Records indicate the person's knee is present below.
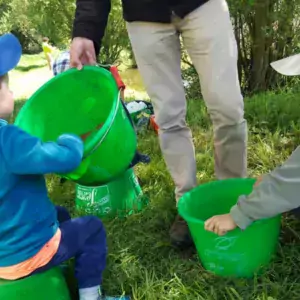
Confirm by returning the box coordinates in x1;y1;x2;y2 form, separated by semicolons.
86;216;106;236
156;106;187;132
84;216;105;230
80;216;107;247
208;96;245;127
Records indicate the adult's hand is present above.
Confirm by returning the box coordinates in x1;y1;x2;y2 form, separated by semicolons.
70;37;97;70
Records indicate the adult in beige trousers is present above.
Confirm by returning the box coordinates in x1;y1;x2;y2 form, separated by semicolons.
70;0;247;249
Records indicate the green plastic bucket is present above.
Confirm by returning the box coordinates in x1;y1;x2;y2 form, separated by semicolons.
178;178;281;278
0;268;70;300
14;66;137;185
75;168;148;218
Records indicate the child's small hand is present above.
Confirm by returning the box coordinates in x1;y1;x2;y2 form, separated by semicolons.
64;157;91;181
204;214;237;236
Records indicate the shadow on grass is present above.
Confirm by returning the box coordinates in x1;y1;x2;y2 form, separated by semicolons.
15;64;47;72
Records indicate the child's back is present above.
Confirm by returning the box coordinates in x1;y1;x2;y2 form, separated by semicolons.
0;120;83;267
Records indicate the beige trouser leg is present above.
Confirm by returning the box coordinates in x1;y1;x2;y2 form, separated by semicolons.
127;22;197;201
178;0;247;180
126;0;247;201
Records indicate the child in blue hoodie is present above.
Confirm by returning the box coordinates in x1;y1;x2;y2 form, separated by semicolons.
0;33;128;300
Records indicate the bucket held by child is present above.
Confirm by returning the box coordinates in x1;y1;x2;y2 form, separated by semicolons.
15;66;137;185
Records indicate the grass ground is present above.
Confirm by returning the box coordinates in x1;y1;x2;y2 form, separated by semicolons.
9;55;300;299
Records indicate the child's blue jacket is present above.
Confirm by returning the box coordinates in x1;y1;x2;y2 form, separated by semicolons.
0;119;83;267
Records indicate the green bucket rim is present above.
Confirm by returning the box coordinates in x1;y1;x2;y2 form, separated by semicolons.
15;66;120;157
75;182;110;189
75;168;135;189
178;178;278;228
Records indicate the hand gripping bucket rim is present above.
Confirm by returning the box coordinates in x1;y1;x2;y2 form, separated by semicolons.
15;66;120;157
178;178;271;227
177;178;281;278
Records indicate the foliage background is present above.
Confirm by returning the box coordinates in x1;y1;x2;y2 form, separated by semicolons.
1;0;300;95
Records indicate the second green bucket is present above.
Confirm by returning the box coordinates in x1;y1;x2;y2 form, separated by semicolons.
178;178;281;278
75;168;148;218
14;66;137;185
0;267;70;300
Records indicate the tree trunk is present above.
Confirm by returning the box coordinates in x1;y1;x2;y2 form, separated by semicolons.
249;0;270;93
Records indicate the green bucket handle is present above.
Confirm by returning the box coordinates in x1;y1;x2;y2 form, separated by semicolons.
82;64;125;158
83;89;121;158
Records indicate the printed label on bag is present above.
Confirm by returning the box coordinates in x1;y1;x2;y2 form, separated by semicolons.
76;185;112;215
77;189;92;202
